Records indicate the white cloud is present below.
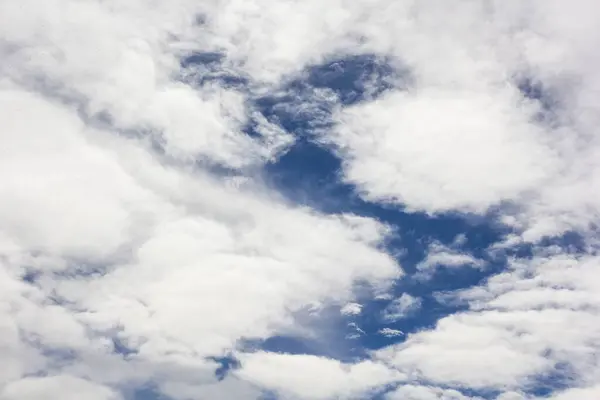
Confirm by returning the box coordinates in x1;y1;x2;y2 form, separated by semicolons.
378;328;404;338
0;88;157;261
386;387;530;400
385;385;480;400
235;351;403;400
495;392;530;400
415;240;485;280
329;87;555;214
381;294;422;322
547;385;600;400
377;249;600;394
340;302;363;316
347;322;366;339
458;253;600;384
0;375;121;400
0;0;292;168
376;311;551;389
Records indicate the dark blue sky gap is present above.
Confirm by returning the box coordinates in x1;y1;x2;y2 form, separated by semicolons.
129;386;169;400
515;74;561;126
526;361;576;397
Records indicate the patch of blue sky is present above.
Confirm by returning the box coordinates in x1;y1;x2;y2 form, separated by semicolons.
128;385;169;400
210;355;242;381
111;335;138;358
515;74;561;126
526;361;576;398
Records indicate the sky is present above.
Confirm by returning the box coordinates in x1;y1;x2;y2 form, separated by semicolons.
1;0;600;399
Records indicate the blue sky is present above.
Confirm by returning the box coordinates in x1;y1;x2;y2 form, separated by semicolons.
1;1;600;400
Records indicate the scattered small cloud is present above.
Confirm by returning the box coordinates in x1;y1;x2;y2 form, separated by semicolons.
381;294;422;322
340;302;363;316
415;240;486;280
378;328;404;338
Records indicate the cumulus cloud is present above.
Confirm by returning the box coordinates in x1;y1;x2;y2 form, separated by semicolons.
376;248;600;395
330;86;555;214
236;352;403;399
376;312;552;389
320;0;600;239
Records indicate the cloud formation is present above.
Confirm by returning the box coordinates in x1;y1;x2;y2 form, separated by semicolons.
1;0;600;399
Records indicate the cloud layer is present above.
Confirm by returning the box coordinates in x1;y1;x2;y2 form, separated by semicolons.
1;0;600;399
